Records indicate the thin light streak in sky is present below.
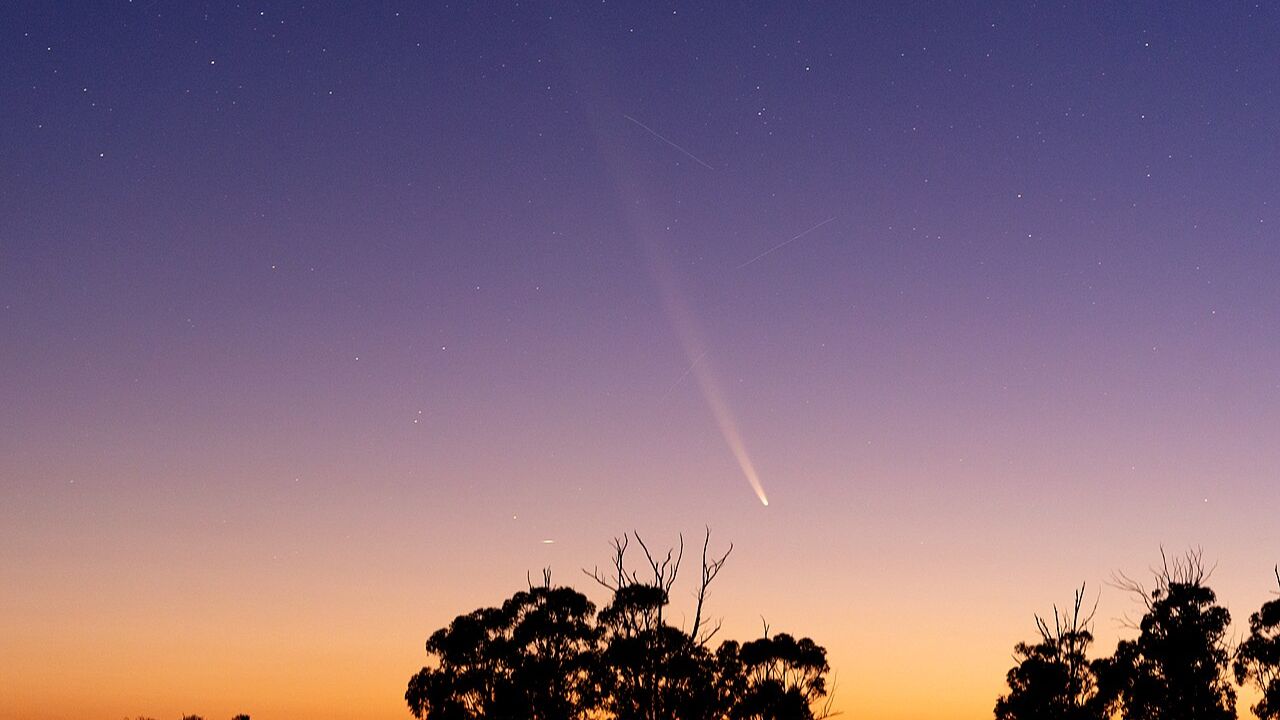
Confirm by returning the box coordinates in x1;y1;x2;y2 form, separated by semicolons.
644;242;770;507
687;359;771;506
659;350;708;401
623;113;716;170
735;216;838;269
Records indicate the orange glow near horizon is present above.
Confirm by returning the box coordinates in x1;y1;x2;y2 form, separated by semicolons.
5;450;1278;720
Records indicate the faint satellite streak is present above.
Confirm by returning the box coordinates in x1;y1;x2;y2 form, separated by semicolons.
658;350;708;401
734;216;839;269
623;114;716;170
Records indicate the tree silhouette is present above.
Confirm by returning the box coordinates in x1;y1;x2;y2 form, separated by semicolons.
995;585;1111;720
721;629;832;720
406;530;833;720
406;572;600;720
1234;566;1280;719
1103;550;1236;720
588;533;728;720
506;575;603;719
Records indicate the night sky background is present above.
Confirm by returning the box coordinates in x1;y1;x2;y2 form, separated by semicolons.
3;2;1280;718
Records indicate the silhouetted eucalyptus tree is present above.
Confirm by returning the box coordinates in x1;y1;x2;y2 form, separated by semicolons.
406;529;834;720
994;585;1111;720
588;533;727;720
720;629;832;720
1234;566;1280;719
405;572;601;720
1103;550;1236;720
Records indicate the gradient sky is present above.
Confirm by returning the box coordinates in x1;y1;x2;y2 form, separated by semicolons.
3;2;1280;719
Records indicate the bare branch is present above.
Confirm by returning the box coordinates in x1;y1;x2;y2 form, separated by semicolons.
690;527;733;644
583;535;631;591
1112;548;1216;628
697;617;725;646
818;670;842;718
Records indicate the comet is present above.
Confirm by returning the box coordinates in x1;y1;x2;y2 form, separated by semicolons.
687;359;770;506
602;113;767;506
645;238;771;507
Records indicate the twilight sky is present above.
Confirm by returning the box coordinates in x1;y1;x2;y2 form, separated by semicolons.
2;2;1280;719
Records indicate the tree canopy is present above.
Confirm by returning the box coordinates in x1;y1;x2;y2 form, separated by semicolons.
406;531;832;720
995;550;1279;720
1105;551;1236;720
995;585;1110;720
1235;567;1280;720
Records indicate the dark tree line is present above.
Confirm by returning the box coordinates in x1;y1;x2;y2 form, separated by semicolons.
1237;566;1280;720
406;530;833;720
997;550;1280;720
125;707;249;712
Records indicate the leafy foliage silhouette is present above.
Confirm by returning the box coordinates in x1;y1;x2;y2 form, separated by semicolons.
724;631;831;720
1235;567;1280;720
995;585;1111;720
406;530;832;720
998;550;1267;720
405;577;600;720
1105;550;1235;720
